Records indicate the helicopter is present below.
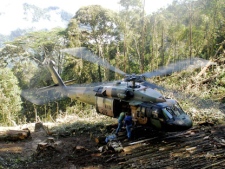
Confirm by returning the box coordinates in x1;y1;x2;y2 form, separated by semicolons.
22;47;211;132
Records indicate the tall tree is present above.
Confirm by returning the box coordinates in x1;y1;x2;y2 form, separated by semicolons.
73;5;120;82
118;0;144;73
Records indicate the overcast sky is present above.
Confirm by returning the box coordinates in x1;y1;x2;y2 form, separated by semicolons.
0;0;173;35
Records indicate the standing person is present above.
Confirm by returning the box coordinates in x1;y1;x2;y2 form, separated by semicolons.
115;111;125;136
124;111;132;140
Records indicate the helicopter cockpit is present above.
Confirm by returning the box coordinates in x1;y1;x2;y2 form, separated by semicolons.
162;103;185;120
136;100;192;132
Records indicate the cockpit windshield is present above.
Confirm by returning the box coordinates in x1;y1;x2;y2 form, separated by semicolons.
162;103;185;120
174;103;185;114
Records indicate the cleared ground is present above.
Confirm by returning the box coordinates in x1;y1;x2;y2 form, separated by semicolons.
0;122;225;169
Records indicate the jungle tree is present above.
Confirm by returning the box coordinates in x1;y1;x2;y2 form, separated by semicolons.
71;5;120;82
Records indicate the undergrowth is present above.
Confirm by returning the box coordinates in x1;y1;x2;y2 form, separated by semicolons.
49;106;116;137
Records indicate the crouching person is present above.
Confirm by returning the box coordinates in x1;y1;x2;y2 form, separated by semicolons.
115;111;125;136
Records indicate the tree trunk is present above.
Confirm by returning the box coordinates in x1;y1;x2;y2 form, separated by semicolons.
189;1;193;59
98;65;102;82
123;30;127;73
160;25;165;66
140;0;145;73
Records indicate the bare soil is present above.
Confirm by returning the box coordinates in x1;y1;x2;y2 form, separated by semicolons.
1;122;225;169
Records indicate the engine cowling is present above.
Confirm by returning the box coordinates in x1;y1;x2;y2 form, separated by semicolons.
95;86;134;99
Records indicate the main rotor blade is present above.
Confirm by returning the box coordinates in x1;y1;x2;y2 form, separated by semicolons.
141;81;165;90
142;57;213;78
21;86;67;105
60;47;126;75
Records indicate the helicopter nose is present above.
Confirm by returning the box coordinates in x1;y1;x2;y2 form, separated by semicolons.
172;114;193;131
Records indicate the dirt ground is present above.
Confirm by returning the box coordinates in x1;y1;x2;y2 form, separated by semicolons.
1;122;225;169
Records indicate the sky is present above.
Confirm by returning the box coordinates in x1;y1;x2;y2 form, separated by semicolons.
0;0;174;35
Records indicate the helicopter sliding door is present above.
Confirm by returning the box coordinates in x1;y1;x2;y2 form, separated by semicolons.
113;100;129;118
95;97;114;117
95;97;130;118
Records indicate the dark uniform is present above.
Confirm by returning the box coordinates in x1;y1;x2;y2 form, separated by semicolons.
124;112;132;139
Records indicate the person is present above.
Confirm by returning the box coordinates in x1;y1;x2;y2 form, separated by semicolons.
124;111;132;140
115;111;125;136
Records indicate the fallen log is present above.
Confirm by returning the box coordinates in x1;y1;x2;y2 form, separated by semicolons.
0;128;30;141
199;73;219;84
196;40;225;79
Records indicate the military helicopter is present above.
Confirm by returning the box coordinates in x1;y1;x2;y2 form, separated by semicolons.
22;47;211;132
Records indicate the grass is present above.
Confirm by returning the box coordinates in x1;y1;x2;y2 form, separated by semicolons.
49;107;117;137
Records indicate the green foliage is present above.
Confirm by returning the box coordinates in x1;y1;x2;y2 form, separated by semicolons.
65;5;121;82
119;0;142;10
75;5;119;46
65;19;81;48
0;68;22;126
61;60;99;84
1;0;225;125
12;60;38;89
24;28;66;61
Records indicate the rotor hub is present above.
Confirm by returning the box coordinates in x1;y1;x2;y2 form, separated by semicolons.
124;74;146;83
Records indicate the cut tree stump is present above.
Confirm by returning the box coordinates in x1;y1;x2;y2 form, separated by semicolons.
36;137;61;156
0;128;30;141
34;122;50;135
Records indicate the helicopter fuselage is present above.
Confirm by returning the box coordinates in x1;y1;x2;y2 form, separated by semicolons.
64;81;192;132
35;50;210;133
26;59;192;133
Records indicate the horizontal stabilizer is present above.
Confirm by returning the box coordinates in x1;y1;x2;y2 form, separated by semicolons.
43;59;65;86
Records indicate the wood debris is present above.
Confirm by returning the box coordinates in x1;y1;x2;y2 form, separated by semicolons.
112;125;225;169
73;145;88;153
36;137;61;156
97;134;124;154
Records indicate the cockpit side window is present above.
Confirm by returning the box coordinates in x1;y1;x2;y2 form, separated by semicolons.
138;107;146;118
141;107;145;115
151;109;158;119
162;108;173;120
151;108;164;119
146;107;152;118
